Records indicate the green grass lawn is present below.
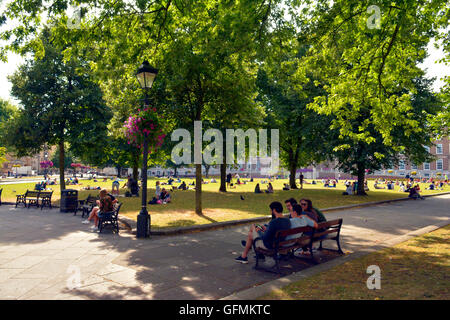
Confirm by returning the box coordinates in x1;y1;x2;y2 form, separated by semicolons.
259;225;450;300
1;177;449;230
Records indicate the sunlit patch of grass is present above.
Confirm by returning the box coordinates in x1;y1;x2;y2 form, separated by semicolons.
259;225;450;300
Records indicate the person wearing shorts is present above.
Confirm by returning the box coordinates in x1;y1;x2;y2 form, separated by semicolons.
235;202;290;263
112;178;120;196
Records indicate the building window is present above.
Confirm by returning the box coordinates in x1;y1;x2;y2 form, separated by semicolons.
411;164;418;170
399;160;405;170
423;163;430;170
436;159;443;170
436;144;443;154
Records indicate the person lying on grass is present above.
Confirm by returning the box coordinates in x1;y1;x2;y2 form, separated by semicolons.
235;201;290;264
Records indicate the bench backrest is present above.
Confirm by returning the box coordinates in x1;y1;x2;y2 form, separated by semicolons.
313;218;343;239
39;191;53;198
275;226;314;248
86;195;98;203
114;202;122;215
25;190;40;197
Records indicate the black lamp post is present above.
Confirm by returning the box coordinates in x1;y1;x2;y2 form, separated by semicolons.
136;61;158;238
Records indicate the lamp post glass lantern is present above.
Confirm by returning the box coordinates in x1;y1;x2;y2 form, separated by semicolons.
136;61;158;90
136;61;158;238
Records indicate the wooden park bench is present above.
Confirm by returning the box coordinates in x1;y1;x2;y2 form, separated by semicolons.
253;218;344;274
15;190;40;208
38;191;53;210
98;202;122;234
76;194;98;217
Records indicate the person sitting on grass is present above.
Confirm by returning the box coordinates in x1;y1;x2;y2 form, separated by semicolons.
254;183;262;193
343;183;353;195
265;182;274;193
374;181;385;189
82;189;117;230
178;181;187;190
159;188;171;203
399;182;407;192
235;202;290;264
407;185;424;200
282;183;290;191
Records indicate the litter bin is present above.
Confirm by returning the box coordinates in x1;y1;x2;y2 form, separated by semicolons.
60;189;78;213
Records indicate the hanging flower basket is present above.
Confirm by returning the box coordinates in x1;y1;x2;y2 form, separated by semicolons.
40;160;53;169
436;172;442;176
410;171;417;175
124;106;166;154
387;170;393;173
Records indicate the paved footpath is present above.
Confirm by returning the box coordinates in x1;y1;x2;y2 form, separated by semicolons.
0;194;449;300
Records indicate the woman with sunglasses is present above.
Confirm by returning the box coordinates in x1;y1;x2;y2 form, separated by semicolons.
299;198;327;223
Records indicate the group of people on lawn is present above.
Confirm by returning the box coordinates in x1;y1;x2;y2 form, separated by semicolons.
149;181;171;204
235;198;326;264
254;182;274;193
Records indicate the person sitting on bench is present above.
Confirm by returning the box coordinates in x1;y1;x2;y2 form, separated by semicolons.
285;204;318;243
235;202;290;264
299;198;327;223
82;189;117;229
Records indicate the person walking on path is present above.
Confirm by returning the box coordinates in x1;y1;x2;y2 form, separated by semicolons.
299;173;304;189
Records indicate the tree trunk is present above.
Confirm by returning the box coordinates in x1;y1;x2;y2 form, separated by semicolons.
219;140;227;192
356;164;367;195
132;165;139;181
174;166;178;177
59;140;66;192
205;164;210;178
289;162;298;189
195;163;202;214
116;166;121;178
219;164;226;192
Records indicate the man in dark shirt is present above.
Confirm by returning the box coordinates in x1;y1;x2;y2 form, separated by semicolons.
235;202;291;264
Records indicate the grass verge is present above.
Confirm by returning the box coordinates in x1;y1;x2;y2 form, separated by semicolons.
259;225;450;300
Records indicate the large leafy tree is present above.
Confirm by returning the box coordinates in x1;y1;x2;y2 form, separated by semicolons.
322;76;441;194
5;28;112;192
294;0;448;194
0;98;18;147
256;31;333;189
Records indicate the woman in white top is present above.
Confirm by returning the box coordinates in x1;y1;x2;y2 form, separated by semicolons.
155;181;161;198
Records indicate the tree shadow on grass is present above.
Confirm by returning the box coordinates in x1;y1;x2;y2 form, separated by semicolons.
407;235;450;247
167;220;197;228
